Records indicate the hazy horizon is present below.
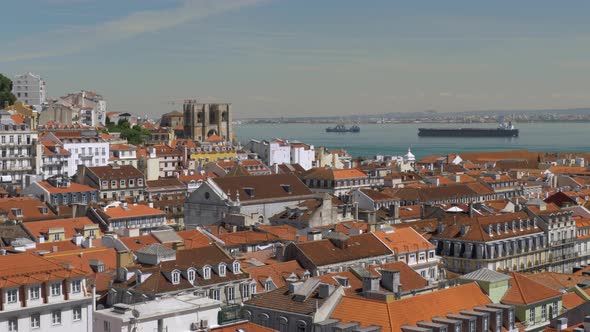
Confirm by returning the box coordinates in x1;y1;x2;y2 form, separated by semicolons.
3;0;590;119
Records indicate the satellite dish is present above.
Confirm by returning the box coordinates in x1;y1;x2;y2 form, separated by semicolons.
132;309;140;319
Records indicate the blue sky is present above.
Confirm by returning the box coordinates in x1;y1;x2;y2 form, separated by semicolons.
2;0;590;118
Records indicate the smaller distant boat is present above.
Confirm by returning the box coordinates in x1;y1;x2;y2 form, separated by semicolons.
326;124;360;133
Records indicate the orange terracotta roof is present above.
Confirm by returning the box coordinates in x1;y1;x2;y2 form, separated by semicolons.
316;271;364;296
0;197;57;221
301;167;368;180
331;282;491;331
256;224;300;242
548;166;590;175
10;114;25;124
0;253;88;288
526;272;590;291
100;132;117;140
172;139;198;149
367;261;429;292
38;181;97;194
28;240;83;253
102;204;165;219
109;144;135;150
238;249;279;266
22;217;99;239
212;321;278;332
120;234;168;252
373;228;434;254
206;134;223;143
244;260;305;292
178;172;215;182
44;247;118;275
502;272;562;305
217;231;278;247
561;292;586;310
176;229;213;249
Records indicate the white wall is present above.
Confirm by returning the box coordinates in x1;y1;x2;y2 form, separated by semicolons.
63;142;109;176
291;145;315;170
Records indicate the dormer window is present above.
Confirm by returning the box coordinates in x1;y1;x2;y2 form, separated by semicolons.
264;279;273;291
203;266;211;280
218;263;226;277
11;208;22;217
232;261;240;274
187;269;196;283
171;270;181;285
244;187;255;197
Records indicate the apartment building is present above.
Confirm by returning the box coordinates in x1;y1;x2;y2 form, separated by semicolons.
109;244;253;308
431;212;549;274
37;141;69;179
77;164;146;202
184;174;315;228
40;129;109;176
300;167;371;197
0;111;38;183
22;175;99;206
0;253;93;332
108;144;138;168
12;72;47;109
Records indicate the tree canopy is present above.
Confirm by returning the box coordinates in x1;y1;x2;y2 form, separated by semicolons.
106;120;151;145
0;74;16;108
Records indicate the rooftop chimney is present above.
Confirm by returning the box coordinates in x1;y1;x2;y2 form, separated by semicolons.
318;283;334;299
289;281;303;294
362;275;380;293
380;269;401;294
72;233;83;246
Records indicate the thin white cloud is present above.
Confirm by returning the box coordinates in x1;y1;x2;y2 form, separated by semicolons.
0;0;267;62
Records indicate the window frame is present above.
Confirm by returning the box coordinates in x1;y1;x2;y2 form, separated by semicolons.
72;279;82;293
6;288;17;303
73;306;82;321
8;317;17;332
30;313;40;329
51;310;62;326
50;283;61;297
29;285;40;300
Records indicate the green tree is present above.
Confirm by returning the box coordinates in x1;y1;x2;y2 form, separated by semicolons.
0;74;16;108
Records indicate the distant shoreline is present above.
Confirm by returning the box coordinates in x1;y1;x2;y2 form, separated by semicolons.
236;120;590;125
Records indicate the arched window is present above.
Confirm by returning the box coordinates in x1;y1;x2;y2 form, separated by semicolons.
258;313;270;327
171;270;181;284
203;266;211;279
218;263;226;277
187;268;196;283
232;261;240;274
296;320;308;332
278;316;289;332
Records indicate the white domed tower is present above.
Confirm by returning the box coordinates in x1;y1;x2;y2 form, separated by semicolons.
403;147;416;170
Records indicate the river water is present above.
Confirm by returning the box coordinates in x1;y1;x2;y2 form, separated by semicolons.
234;122;590;158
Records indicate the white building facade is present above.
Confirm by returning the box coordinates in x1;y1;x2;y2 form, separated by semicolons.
0;254;93;332
290;143;315;170
94;295;220;332
12;72;47;110
0;111;38;183
41;130;109;176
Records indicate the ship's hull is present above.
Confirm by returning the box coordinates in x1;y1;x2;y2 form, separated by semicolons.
418;128;519;137
326;128;360;133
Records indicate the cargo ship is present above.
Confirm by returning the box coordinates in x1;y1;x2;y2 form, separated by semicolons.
326;124;360;133
418;122;518;137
